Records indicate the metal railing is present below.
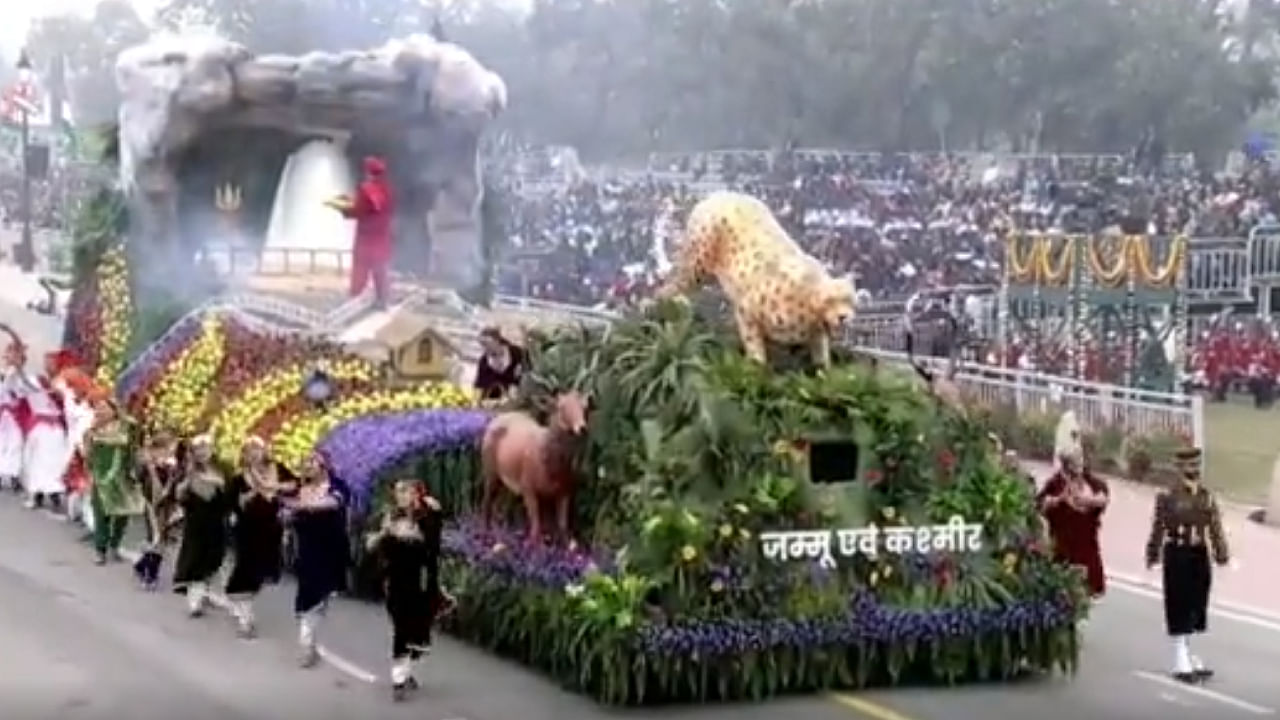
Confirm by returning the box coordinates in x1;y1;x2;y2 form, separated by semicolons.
857;347;1203;447
491;294;619;325
200;245;353;277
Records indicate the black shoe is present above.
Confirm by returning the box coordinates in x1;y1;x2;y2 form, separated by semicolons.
1172;671;1200;684
392;684;409;702
1195;667;1214;680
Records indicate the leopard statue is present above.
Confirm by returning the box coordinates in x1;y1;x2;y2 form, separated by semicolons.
658;191;856;366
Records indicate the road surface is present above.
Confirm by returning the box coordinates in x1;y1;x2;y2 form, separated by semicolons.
1;283;1279;720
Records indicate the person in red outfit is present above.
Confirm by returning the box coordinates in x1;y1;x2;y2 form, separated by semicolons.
327;156;396;309
1037;414;1109;599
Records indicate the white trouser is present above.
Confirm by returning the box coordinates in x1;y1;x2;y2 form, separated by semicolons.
1172;635;1207;674
391;657;413;685
298;604;326;649
231;597;256;628
187;581;208;613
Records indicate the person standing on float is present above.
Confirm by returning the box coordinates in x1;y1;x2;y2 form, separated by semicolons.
225;436;293;639
171;435;230;617
289;452;350;668
19;350;76;512
85;392;143;565
326;156;396;310
1145;447;1230;683
0;337;30;491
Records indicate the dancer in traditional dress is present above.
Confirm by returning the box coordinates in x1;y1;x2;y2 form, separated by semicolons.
86;393;143;565
289;452;350;667
1036;452;1109;598
59;368;99;528
225;437;294;639
1145;447;1230;683
0;337;30;491
19;351;75;512
134;431;181;589
366;478;444;700
171;435;230;617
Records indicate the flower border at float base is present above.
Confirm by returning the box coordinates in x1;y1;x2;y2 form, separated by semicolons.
318;408;492;512
438;515;1081;705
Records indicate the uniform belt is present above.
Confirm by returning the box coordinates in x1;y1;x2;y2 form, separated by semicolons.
1163;536;1207;547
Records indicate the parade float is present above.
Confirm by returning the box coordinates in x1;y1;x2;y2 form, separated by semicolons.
46;30;1194;706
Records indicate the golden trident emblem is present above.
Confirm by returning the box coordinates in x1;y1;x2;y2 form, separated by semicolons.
215;183;243;214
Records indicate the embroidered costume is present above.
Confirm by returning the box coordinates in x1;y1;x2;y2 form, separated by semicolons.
225;438;294;638
1145;447;1230;683
86;402;143;564
171;437;231;616
370;495;444;699
289;458;350;667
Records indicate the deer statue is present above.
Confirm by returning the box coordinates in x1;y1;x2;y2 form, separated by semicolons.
479;391;588;545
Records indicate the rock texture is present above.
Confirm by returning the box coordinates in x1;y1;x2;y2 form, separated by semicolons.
116;32;506;295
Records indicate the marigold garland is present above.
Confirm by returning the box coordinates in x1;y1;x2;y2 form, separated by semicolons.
1132;235;1186;287
1085;236;1132;288
1005;236;1038;282
147;315;226;435
94;246;133;388
1034;237;1075;286
271;384;478;471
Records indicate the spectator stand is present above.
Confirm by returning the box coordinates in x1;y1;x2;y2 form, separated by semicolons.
1002;232;1189;392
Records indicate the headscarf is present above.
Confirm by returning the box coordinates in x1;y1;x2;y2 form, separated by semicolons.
359;156;392;214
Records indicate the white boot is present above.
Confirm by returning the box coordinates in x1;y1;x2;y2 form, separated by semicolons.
1172;635;1194;680
391;657;414;700
298;608;322;668
233;598;256;638
1188;638;1213;679
186;582;208;617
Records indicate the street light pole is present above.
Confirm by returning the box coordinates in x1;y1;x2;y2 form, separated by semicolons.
15;50;34;273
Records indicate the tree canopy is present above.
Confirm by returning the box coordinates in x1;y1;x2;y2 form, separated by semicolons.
20;0;1280;159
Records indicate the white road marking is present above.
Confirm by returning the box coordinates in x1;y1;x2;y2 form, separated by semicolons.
1108;575;1280;634
1159;691;1195;707
1134;671;1276;715
115;546;381;684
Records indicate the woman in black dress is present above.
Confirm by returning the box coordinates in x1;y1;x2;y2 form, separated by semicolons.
133;431;181;590
366;478;444;700
225;436;294;639
289;452;350;668
171;435;230;617
473;327;524;401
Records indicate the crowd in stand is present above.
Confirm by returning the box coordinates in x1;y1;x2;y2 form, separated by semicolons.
494;150;1280;312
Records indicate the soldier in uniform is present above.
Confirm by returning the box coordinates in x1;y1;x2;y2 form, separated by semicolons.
1144;447;1230;683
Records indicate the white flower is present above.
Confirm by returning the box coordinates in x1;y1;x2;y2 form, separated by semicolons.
564;583;585;598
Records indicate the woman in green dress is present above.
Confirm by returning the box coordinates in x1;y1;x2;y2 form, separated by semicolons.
87;394;143;565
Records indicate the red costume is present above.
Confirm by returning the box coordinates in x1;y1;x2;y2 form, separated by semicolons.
342;156;396;306
1037;465;1108;597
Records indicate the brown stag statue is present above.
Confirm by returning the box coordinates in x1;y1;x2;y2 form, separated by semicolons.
479;390;588;545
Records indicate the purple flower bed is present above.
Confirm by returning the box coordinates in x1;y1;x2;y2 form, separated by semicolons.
318;408;492;510
442;515;613;588
116;313;203;400
443;515;1076;658
634;591;1074;656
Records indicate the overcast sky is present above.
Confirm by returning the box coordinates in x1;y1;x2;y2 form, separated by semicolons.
0;0;164;61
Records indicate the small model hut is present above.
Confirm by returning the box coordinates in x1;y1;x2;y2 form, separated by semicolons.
340;308;459;382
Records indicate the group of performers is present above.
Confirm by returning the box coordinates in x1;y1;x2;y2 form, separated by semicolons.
1190;324;1280;406
0;328;448;700
1034;412;1231;684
